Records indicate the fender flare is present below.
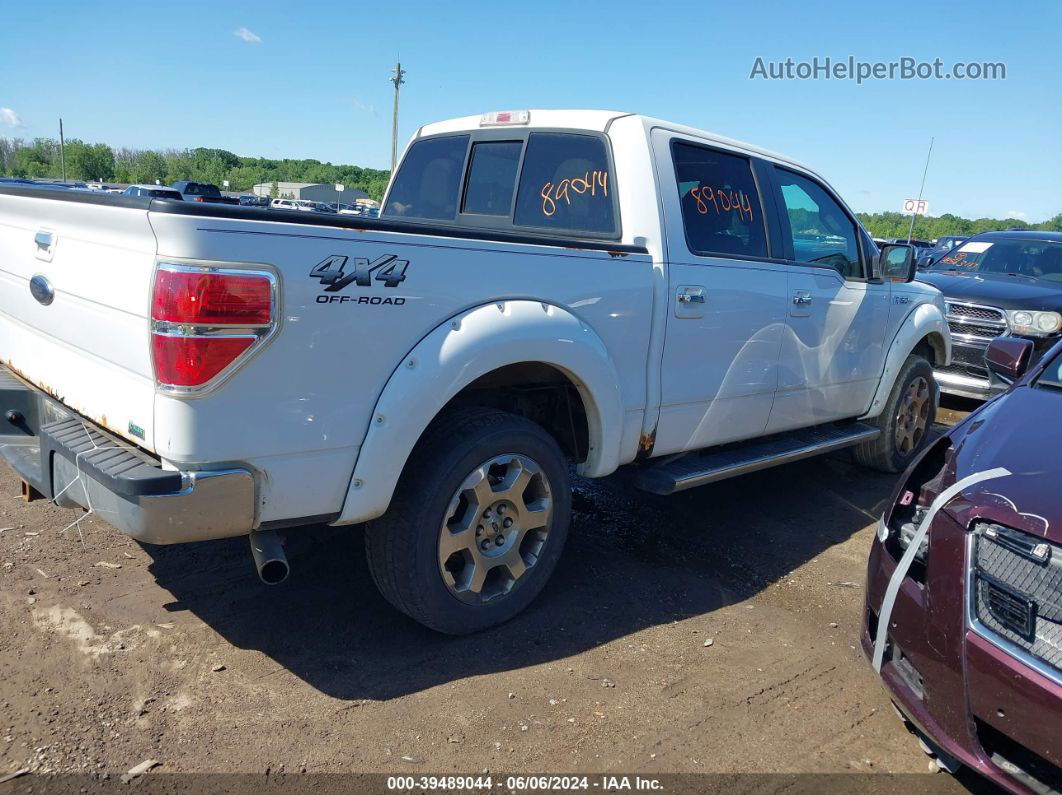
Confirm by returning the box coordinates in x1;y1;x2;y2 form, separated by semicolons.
863;301;950;420
333;300;625;525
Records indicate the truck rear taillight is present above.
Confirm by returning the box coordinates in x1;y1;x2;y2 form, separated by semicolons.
151;263;276;392
152;270;272;326
151;335;255;387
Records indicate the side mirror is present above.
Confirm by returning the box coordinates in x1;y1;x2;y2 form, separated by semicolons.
879;243;916;283
916;254;934;270
985;337;1035;383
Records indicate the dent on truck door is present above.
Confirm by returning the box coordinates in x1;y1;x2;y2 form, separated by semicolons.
650;132;787;456
767;167;890;432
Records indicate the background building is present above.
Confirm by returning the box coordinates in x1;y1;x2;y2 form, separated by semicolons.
251;182;369;204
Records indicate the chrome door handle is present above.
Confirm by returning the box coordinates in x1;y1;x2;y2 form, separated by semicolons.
792;291;812;306
677;287;706;304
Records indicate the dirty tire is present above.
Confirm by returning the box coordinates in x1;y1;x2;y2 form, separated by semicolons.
854;354;937;473
364;407;571;634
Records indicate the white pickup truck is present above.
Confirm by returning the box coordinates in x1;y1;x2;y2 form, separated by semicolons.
0;110;949;633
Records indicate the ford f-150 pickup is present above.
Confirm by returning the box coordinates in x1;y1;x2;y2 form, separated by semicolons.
0;110;950;633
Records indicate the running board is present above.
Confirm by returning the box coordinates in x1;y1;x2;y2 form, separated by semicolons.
634;423;881;495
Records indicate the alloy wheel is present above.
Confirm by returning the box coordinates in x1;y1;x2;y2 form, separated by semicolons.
894;375;931;455
438;454;553;604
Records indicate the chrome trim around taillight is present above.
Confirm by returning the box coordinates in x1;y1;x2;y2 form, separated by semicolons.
151;259;280;397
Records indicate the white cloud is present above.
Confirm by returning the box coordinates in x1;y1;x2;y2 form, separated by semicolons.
353;98;379;118
234;27;262;44
1005;209;1028;221
0;108;24;128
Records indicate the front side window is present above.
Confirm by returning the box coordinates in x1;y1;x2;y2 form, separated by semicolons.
776;169;862;279
462;141;522;216
384;135;469;221
672;142;767;258
1037;349;1062;391
513;133;615;235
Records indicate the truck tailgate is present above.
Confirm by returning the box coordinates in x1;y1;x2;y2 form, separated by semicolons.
0;192;159;450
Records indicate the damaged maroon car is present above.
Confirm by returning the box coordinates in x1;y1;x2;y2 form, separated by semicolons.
862;335;1062;793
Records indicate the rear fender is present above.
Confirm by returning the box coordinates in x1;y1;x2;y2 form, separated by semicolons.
333;300;624;525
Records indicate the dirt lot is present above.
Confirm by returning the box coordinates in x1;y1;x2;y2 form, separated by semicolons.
0;402;983;790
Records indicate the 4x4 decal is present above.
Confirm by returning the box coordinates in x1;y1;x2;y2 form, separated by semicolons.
310;254;409;291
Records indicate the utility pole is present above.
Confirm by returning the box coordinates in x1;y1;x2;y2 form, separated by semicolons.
907;136;934;243
59;118;66;182
389;61;406;173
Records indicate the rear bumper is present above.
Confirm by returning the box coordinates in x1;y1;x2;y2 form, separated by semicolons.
0;365;255;544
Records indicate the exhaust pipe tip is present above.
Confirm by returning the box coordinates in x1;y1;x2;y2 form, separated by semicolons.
258;558;290;585
249;530;289;585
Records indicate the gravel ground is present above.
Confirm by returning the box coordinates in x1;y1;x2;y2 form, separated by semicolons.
0;400;984;791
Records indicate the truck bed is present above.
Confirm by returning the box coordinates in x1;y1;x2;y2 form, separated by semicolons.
0;185;653;527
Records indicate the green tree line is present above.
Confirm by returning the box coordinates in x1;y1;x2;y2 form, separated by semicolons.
856;210;1062;240
0;137;391;200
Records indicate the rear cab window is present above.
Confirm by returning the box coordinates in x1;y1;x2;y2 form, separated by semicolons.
383;128;619;239
513;133;615;235
462;141;522;216
385;135;469;220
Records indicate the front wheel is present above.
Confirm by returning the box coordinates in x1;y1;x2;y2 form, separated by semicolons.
364;408;571;634
854;354;938;472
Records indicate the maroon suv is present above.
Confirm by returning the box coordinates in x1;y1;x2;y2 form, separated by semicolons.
862;335;1061;793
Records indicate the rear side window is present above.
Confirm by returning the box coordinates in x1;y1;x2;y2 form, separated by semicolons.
672;142;767;259
514;133;615;235
385;135;469;221
462;141;522;216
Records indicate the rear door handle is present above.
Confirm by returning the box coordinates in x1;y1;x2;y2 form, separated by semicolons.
792;291;812;306
675;286;707;318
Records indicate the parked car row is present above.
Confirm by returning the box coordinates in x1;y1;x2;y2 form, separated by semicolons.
264;197;380;216
0;177;381;216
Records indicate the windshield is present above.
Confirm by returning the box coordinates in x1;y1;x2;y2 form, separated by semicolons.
932;238;1062;281
1036;347;1062;391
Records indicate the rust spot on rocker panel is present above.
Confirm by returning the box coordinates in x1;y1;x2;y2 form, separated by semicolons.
637;429;656;459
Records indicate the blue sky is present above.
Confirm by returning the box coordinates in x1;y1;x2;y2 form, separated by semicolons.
3;0;1059;220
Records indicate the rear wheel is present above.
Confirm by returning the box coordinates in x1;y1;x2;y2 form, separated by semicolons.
854;354;937;472
365;407;571;634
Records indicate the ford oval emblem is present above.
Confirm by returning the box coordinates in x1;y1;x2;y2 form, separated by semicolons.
29;274;55;306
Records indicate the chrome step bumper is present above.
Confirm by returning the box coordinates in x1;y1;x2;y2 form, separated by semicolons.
0;365;255;544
